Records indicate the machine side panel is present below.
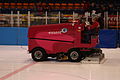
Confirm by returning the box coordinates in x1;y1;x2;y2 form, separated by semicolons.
28;39;73;54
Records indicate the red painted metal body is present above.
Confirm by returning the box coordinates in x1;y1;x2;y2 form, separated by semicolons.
28;23;98;54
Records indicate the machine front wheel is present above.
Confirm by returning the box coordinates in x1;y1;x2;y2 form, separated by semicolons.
68;49;82;62
31;48;47;61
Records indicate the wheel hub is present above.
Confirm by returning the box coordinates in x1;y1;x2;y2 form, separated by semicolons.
70;51;79;60
34;51;43;59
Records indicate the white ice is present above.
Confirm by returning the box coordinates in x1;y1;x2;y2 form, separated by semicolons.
0;45;120;80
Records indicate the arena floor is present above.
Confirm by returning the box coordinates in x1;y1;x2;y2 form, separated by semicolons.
0;45;120;80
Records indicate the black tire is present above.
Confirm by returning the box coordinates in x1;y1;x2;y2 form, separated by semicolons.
68;49;82;62
31;48;47;62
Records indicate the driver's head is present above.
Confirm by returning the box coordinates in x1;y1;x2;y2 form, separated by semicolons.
92;16;98;22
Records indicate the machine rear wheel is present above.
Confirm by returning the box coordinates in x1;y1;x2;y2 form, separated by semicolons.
68;49;82;62
31;48;47;61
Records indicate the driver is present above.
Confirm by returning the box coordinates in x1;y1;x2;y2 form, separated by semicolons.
84;16;100;43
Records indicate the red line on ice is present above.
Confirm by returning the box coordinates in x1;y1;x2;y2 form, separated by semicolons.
0;62;37;80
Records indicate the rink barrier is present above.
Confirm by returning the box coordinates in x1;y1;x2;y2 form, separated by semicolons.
0;27;28;45
0;27;119;48
96;29;118;48
119;30;120;47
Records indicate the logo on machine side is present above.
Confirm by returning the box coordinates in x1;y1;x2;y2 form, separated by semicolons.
61;28;68;33
48;28;68;34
